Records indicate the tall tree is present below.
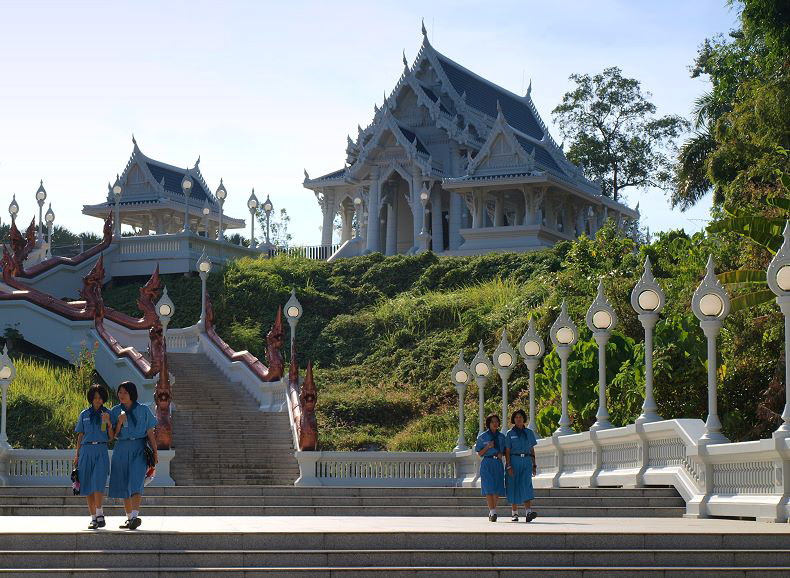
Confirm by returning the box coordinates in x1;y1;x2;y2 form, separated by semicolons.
552;67;688;203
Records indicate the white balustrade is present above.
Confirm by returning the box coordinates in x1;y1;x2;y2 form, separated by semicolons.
2;448;175;487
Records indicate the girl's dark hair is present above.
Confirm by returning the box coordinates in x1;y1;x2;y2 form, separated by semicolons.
117;381;138;403
86;384;108;405
485;413;500;430
511;409;528;424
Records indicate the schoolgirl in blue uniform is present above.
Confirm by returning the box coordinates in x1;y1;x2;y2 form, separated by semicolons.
74;384;113;529
108;381;158;530
504;409;538;522
474;413;506;521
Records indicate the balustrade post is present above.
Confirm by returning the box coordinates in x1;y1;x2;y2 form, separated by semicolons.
767;222;790;438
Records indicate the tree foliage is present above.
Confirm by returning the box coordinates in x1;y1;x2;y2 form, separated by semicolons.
552;67;688;202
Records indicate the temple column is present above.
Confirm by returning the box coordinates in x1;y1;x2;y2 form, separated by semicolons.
474;190;485;229
321;189;335;247
431;187;443;252
141;215;151;236
385;201;397;256
365;174;381;253
340;204;353;243
448;192;463;250
494;192;505;227
575;204;585;238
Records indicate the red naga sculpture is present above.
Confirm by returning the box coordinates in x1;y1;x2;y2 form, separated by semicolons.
287;318;318;451
6;218;37;277
204;291;284;382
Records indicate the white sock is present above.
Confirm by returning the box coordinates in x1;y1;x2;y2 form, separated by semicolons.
95;508;103;517
91;514;97;520
130;510;139;519
527;507;533;514
489;509;496;516
511;508;518;515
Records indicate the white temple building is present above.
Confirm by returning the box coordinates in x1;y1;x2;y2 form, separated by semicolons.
304;27;638;258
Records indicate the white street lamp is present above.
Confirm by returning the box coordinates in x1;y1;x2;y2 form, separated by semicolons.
202;200;210;237
0;345;16;449
418;184;431;252
197;252;211;329
44;204;55;258
631;256;665;424
181;172;193;233
767;221;790;438
216;179;227;241
247;189;259;248
451;351;471;451
263;195;273;246
470;341;492;434
691;255;731;445
518;318;545;437
550;301;578;436
35;181;47;241
284;288;303;351
8;194;19;224
112;175;123;238
353;196;363;239
586;278;617;431
493;330;517;428
156;286;175;333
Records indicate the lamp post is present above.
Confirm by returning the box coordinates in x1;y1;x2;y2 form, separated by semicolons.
112;175;122;239
44;204;55;258
631;256;665;424
418;184;431;252
493;330;517;428
197;252;211;329
353;196;363;239
247;189;259;248
181;173;193;233
518;318;545;437
767;222;790;437
586;279;617;431
156;286;175;333
0;345;16;449
550;301;578;436
263;195;273;247
451;351;471;451
8;194;19;225
284;288;303;352
691;255;731;445
470;341;492;434
35;181;47;241
201;200;210;237
215;179;227;241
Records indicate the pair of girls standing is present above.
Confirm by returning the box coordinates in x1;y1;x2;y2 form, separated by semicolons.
475;409;538;522
74;381;158;530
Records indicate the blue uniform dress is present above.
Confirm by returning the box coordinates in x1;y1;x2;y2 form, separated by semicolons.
505;426;538;503
108;403;156;499
475;430;506;496
74;407;110;495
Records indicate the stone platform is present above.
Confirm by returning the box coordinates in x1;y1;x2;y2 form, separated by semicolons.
0;516;789;576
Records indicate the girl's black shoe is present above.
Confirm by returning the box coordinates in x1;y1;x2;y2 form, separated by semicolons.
88;519;99;530
96;516;106;528
129;517;142;530
511;513;519;522
526;511;538;523
488;513;497;522
119;519;132;529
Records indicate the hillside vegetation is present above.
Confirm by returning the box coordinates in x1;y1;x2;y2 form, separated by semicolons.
100;222;784;451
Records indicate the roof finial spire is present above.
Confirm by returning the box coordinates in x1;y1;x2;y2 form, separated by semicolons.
496;99;503;118
195;155;200;168
421;18;427;37
403;50;408;67
526;79;532;98
131;133;137;146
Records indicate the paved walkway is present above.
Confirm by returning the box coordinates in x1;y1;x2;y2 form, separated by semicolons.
1;516;788;534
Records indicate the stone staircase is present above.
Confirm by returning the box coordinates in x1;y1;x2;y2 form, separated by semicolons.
0;486;685;517
167;353;300;485
0;517;788;575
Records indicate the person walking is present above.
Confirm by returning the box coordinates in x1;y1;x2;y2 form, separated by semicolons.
108;381;158;530
74;384;113;529
504;409;538;522
475;413;506;521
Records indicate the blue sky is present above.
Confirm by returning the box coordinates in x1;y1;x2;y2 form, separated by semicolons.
0;0;739;244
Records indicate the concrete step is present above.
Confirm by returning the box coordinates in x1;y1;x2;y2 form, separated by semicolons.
2;548;790;569
0;486;684;497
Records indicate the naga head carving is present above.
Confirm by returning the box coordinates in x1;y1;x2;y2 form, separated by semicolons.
266;306;285;351
80;255;105;311
1;245;17;282
300;360;317;413
205;291;215;329
102;211;114;244
137;265;161;323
